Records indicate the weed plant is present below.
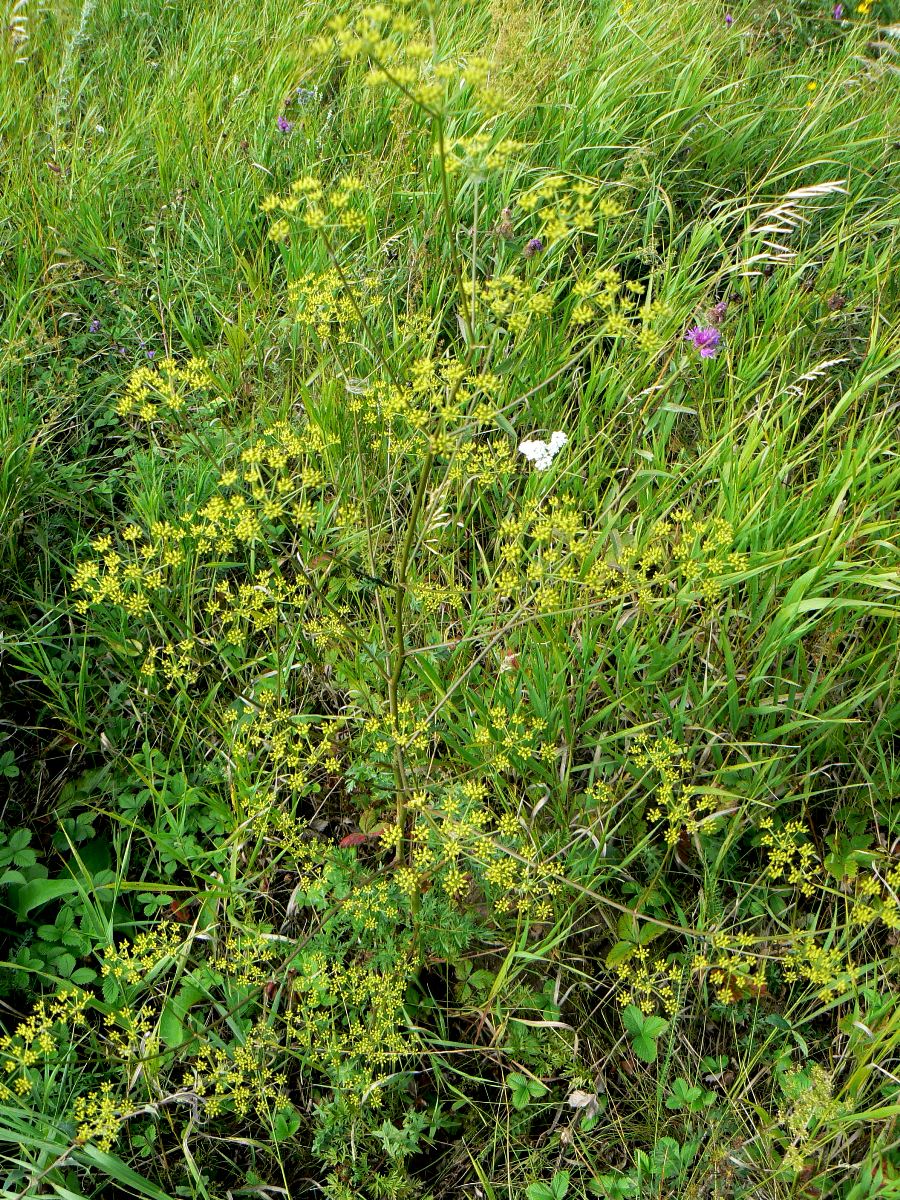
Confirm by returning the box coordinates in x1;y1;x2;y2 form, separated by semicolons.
1;0;900;1197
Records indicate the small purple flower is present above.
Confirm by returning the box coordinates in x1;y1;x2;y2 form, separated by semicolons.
685;326;722;358
89;317;101;333
725;12;733;24
524;237;544;259
708;299;728;324
146;349;155;358
832;3;843;16
276;115;294;134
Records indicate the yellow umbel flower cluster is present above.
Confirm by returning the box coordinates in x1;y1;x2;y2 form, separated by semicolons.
692;932;767;1005
494;493;585;614
235;693;343;796
263;173;368;237
212;930;292;989
71;418;332;649
350;357;507;457
782;938;854;1001
759;817;818;897
631;732;720;846
615;944;678;1015
850;860;900;930
115;356;213;423
101;922;185;986
195;1020;286;1118
443;134;523;177
283;953;412;1072
74;1082;124;1152
492;500;747;620
0;988;89;1102
405;781;563;921
288;268;381;342
470;705;548;775
518;174;625;244
480;272;554;336
364;696;430;758
309;7;506;115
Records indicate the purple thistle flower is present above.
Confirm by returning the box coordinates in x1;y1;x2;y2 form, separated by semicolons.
276;115;294;134
832;3;843;16
725;12;733;24
524;237;544;259
708;299;728;325
89;317;101;333
685;326;722;358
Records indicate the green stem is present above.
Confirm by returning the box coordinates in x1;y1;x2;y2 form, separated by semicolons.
435;117;474;348
388;446;435;861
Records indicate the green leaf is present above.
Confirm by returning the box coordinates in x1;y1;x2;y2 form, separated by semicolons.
642;1015;668;1040
272;1106;302;1142
620;1005;645;1036
54;953;76;978
652;1137;683;1180
605;940;635;967
506;1071;547;1110
158;1001;185;1048
12;877;80;919
632;1032;659;1062
551;1170;570;1200
526;1185;555;1200
7;829;31;852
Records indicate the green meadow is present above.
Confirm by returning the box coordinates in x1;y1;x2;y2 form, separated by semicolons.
1;0;900;1196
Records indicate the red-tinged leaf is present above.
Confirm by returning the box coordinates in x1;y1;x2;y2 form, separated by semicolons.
339;831;374;848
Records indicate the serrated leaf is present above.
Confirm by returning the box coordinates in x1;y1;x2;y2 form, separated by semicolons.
632;1033;659;1062
551;1170;570;1200
54;953;76;978
8;829;31;852
643;1015;668;1039
620;1005;645;1036
526;1186;554;1200
605;940;635;968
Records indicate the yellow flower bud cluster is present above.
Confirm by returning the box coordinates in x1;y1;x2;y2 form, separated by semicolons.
492;500;748;622
263;174;368;238
518;174;625;244
288;268;382;343
115;356;213;424
758;817;818;897
412;786;562;920
101;921;185;986
782;938;854;1001
691;932;767;1005
850;860;900;930
71;419;334;677
480;272;554;336
0;988;89;1103
568;265;649;339
443;134;523;177
631;732;720;846
614;944;678;1015
309;8;506;115
235;692;343;797
74;1082;124;1152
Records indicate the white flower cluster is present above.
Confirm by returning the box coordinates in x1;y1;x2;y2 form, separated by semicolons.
518;431;568;471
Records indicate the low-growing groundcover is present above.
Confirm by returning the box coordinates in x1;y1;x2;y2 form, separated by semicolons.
1;0;900;1196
